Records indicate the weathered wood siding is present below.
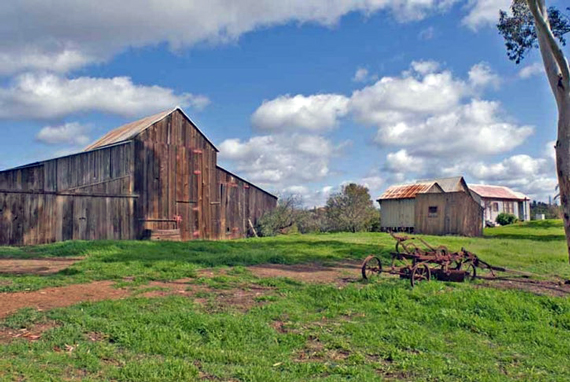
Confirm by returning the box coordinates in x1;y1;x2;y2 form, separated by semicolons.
216;167;277;239
415;192;483;237
379;199;415;229
132;109;277;240
0;109;276;245
0;142;136;245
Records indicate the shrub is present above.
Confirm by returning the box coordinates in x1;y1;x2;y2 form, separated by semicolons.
496;212;518;226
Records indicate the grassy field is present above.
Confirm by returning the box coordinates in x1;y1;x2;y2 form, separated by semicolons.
1;220;570;381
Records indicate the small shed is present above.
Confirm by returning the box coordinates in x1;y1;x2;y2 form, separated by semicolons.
377;176;483;237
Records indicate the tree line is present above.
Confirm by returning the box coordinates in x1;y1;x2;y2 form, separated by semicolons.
258;183;380;236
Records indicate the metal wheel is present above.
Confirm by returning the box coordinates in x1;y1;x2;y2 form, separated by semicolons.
463;262;477;281
410;263;431;287
361;255;382;280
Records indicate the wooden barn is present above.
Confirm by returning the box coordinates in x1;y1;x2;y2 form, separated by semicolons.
0;108;277;245
377;176;483;237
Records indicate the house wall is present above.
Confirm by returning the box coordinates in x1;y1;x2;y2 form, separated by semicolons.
379;198;415;230
415;192;483;237
0;142;136;245
482;199;530;222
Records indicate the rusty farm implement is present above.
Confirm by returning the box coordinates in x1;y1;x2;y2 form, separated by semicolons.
361;233;508;287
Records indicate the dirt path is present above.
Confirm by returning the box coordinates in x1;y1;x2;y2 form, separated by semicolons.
0;258;84;275
248;260;361;284
1;259;569;323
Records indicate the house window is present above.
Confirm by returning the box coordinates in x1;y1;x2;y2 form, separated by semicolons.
492;202;499;212
428;206;438;218
504;202;514;214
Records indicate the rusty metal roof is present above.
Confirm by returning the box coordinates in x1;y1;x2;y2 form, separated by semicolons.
417;176;465;192
469;185;529;200
378;182;436;200
84;107;219;152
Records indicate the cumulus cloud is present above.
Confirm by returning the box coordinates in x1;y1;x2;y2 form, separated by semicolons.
468;62;500;88
36;122;90;146
0;73;209;120
462;0;511;30
352;67;377;83
519;63;545;79
219;133;348;187
0;0;458;75
462;155;557;200
251;94;349;131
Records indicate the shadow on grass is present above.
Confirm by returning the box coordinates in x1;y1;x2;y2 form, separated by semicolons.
0;238;394;268
483;234;566;242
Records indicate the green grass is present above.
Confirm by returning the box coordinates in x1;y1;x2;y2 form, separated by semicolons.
1;220;570;381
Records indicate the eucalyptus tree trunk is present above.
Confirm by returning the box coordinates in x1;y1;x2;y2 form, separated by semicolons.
526;0;570;262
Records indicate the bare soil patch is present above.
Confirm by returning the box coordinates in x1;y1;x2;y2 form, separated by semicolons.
478;276;570;297
0;321;59;344
249;260;361;284
0;258;84;275
0;281;131;319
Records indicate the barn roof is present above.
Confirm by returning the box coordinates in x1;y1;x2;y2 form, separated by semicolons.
84;107;219;152
418;176;465;192
469;185;529;201
378;182;438;200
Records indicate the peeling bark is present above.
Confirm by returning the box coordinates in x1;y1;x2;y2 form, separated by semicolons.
526;0;570;262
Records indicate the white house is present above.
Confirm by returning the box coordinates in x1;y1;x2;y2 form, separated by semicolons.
469;185;530;223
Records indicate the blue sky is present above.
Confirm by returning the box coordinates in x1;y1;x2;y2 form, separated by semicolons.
0;0;566;205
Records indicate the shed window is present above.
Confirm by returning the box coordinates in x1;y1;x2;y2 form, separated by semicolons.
428;206;438;218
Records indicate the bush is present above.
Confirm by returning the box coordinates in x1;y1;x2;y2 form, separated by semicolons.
496;212;518;226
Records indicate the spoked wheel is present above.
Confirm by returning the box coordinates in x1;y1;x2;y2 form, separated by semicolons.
462;262;477;281
410;263;431;287
361;255;383;280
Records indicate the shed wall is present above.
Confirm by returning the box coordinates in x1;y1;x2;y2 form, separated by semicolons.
379;199;415;229
415;192;483;237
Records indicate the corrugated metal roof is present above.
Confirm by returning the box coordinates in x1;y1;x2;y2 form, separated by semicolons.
378;182;436;200
84;107;219;152
469;185;529;200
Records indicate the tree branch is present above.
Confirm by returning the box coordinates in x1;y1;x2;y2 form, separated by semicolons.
527;0;570;89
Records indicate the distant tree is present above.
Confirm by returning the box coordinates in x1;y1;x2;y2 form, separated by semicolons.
325;183;378;233
258;195;303;236
497;1;570;262
530;200;562;219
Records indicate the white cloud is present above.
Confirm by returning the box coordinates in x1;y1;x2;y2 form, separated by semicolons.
462;0;511;30
418;26;435;40
36;122;90;146
0;0;459;75
0;73;209;120
468;62;500;88
410;60;440;75
353;67;378;83
519;63;545;79
462;154;557;200
251;94;349;131
351;65;468;127
218;133;348;187
375;100;533;158
384;149;424;173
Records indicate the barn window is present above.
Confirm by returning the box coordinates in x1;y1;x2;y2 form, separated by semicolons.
428;206;438;218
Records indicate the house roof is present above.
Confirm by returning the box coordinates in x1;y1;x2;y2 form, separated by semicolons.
378;182;438;200
84;107;219;152
469;185;529;201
